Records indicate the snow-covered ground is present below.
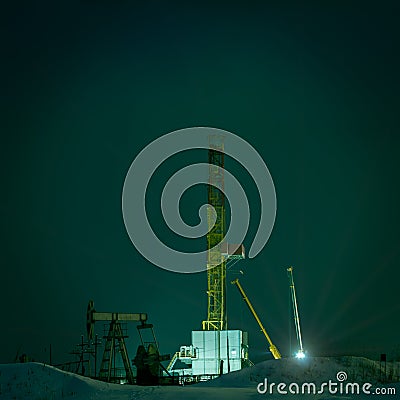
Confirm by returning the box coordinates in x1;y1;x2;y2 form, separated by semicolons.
0;357;398;399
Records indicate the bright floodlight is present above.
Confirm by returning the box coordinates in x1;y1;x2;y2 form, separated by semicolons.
296;351;305;359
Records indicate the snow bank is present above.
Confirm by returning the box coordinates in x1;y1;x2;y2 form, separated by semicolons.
0;357;398;400
202;356;400;387
0;362;132;400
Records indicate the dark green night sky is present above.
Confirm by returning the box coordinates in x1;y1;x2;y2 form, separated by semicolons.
1;2;399;365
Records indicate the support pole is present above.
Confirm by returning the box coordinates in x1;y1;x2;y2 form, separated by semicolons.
287;267;304;356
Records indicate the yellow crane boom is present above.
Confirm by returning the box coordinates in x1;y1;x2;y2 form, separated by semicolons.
231;278;281;359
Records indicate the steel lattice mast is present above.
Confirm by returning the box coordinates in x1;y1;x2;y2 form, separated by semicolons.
202;135;227;331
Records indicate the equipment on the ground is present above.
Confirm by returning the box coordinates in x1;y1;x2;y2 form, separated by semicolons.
231;278;281;359
168;136;247;381
133;323;171;385
86;300;147;384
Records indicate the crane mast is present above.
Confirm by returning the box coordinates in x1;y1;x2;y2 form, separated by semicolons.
231;278;281;359
287;266;305;358
202;136;227;331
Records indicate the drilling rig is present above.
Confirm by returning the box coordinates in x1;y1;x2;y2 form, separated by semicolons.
167;135;248;381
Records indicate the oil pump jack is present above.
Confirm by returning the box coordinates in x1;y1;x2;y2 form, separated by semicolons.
86;300;170;385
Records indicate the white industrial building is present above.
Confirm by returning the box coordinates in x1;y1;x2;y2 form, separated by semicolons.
167;329;249;381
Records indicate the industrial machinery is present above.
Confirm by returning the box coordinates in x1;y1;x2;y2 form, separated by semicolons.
133;322;171;385
202;135;227;331
231;278;281;359
201;135;245;331
166;136;248;381
86;300;147;384
287;266;305;358
86;300;171;385
166;330;248;382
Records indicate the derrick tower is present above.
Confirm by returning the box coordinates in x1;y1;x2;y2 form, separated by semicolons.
202;135;227;331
